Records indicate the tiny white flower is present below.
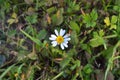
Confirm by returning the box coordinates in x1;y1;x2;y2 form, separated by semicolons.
49;29;71;50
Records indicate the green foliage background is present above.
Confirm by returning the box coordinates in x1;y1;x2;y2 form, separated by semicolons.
0;0;120;80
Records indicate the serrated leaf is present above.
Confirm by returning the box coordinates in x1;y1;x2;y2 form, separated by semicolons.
111;15;117;24
83;9;97;28
90;9;98;20
25;14;38;24
89;36;104;47
99;30;104;37
83;14;91;24
93;32;99;38
110;24;117;30
83;14;93;27
91;22;96;27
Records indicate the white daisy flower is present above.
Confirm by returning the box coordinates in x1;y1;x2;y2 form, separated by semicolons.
49;29;71;50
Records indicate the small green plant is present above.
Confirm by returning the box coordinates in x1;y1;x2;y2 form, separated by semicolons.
65;0;80;13
89;31;105;48
104;15;118;30
82;9;98;28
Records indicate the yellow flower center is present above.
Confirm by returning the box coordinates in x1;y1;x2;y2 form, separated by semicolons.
56;36;64;44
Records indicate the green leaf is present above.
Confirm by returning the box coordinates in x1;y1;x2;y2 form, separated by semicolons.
82;9;98;28
89;36;104;47
91;22;96;27
25;14;38;24
70;21;80;33
37;29;47;40
28;52;37;60
73;4;80;11
101;47;114;60
111;15;117;24
0;64;16;79
93;32;99;38
52;8;63;26
70;31;79;45
70;64;77;70
47;7;56;14
68;48;77;57
83;14;91;27
113;6;120;12
20;29;42;46
81;44;92;54
7;29;16;37
25;26;34;34
83;64;93;74
17;63;25;74
0;0;4;4
76;60;81;67
60;57;71;69
52;14;63;26
90;9;98;20
99;30;104;37
110;24;117;30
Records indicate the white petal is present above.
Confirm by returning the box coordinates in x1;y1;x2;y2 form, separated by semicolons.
60;29;65;36
49;37;56;40
63;34;70;38
51;34;57;39
60;43;64;50
64;41;68;44
54;29;58;36
63;42;68;48
64;38;71;41
51;41;57;47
